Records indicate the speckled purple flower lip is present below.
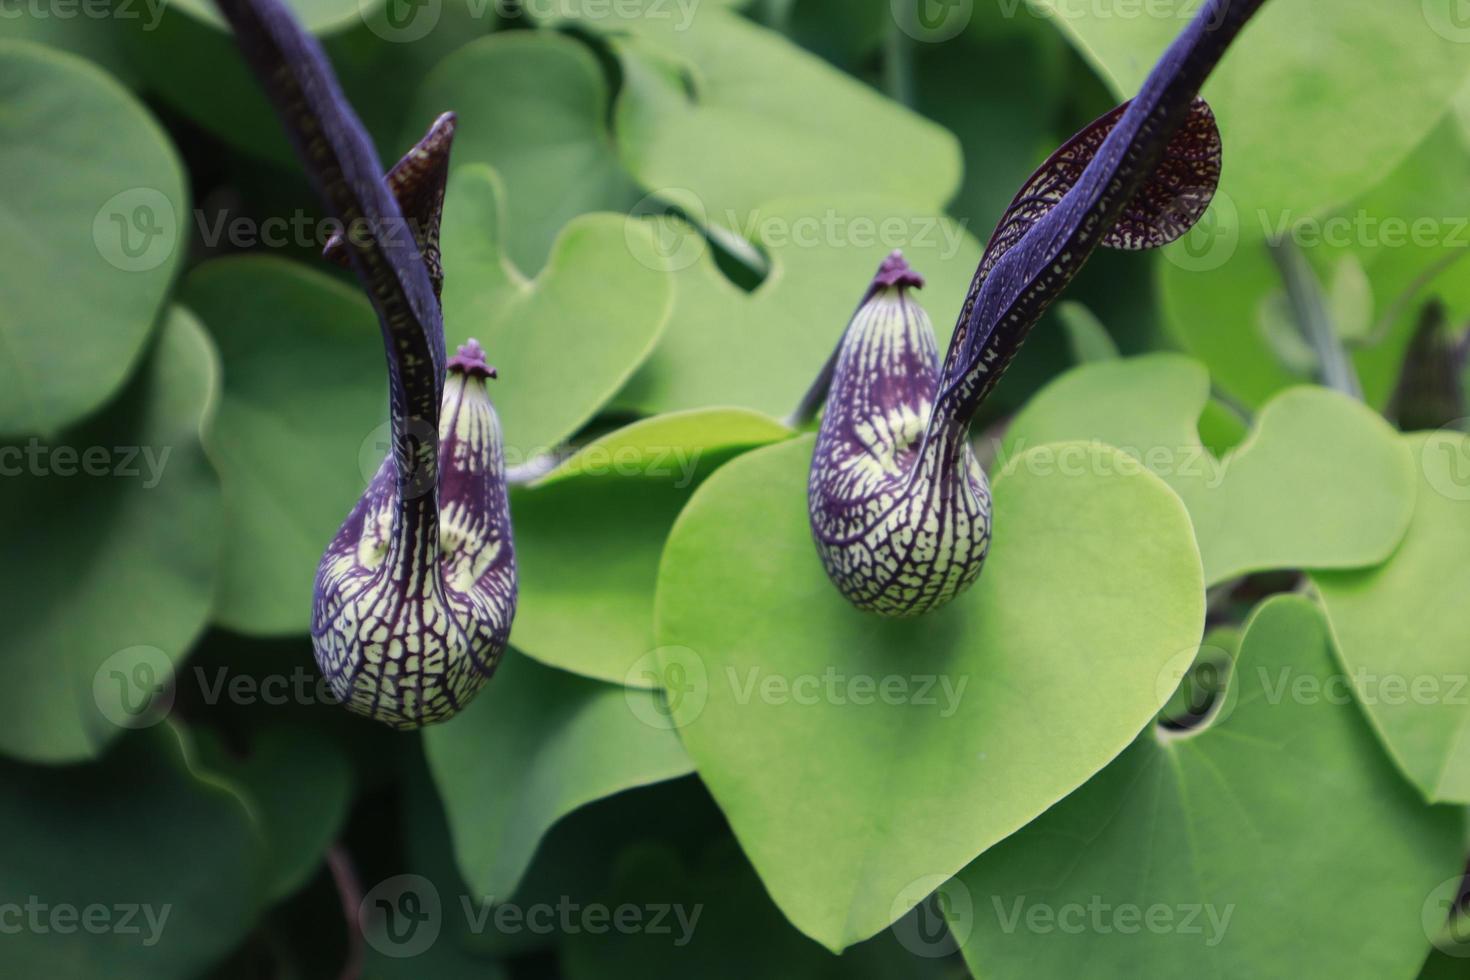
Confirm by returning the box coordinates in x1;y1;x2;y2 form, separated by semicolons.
323;111;457;300
217;0;516;728
807;0;1267;618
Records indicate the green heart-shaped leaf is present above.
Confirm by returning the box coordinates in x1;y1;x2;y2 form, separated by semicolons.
0;308;221;763
952;595;1462;980
1314;432;1470;803
7;7;135;83
514;409;792;685
615;198;981;418
196;722;353;902
654;436;1205;950
1037;0;1469;234
534;408;791;488
403;760;713;958
424;651;694;901
1196;397;1250;457
117;0;493;170
410;31;642;273
1055;301;1121;364
442;165;672;455
1004;354;1414;585
182;257;384;636
1160;242;1297;409
561;838;956;980
0;726;265;978
0;41;187;436
608;8;961;239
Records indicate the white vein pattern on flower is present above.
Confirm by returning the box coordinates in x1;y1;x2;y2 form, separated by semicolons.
217;0;518;726
314;345;516;727
805;0;1263;618
809;256;992;618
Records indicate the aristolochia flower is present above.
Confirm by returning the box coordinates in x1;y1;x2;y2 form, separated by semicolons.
217;0;516;726
807;0;1267;617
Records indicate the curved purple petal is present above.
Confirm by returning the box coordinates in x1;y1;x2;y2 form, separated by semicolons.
807;0;1268;617
323;112;456;300
215;0;444;485
219;0;516;726
934;0;1265;427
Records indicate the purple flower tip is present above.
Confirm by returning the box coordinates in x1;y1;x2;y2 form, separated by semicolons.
428;111;457;142
448;339;497;379
871;250;925;292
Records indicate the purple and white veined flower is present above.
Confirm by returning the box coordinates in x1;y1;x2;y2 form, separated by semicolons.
806;253;994;619
217;0;516;726
805;0;1268;618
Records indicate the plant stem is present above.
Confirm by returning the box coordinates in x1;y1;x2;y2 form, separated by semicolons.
787;347;839;430
326;845;364;980
884;21;915;107
1267;238;1363;401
